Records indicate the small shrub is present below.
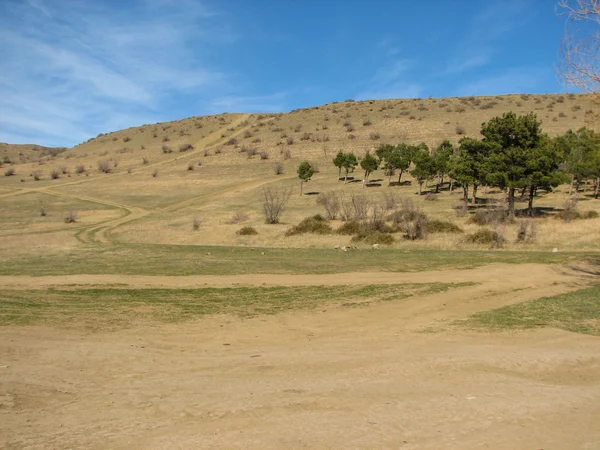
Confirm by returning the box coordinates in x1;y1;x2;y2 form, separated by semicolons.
64;210;78;223
60;166;69;175
427;220;463;234
246;147;258;158
162;136;170;142
557;198;579;222
464;228;504;247
263;187;292;224
285;214;333;236
214;147;222;154
179;143;193;152
469;208;513;226
336;220;363;235
40;205;46;216
424;193;437;201
282;149;292;160
123;136;131;142
300;132;311;141
226;137;238;146
273;162;284;175
98;160;111;173
4;167;15;176
317;191;341;220
152;169;158;178
259;151;269;160
237;226;258;236
188;163;194;171
558;112;567;118
75;165;86;174
162;145;173;154
455;125;466;135
345;124;355;132
142;157;149;165
351;231;394;245
227;212;250;224
369;132;381;140
192;217;201;230
515;221;536;243
286;136;295;145
50;170;60;179
363;118;372;126
32;170;42;181
582;210;600;219
382;192;399;210
243;130;252;139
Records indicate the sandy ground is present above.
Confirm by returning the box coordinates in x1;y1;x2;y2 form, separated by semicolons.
1;264;599;449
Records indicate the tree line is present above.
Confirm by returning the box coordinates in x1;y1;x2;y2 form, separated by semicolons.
319;112;600;216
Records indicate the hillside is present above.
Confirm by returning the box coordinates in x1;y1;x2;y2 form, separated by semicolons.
0;93;598;253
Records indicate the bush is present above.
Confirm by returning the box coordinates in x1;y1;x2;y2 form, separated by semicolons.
317;191;341;220
50;170;60;179
455;125;466;135
424;193;437;201
582;210;600;219
142;157;149;165
237;226;258;235
75;165;86;174
273;162;284;175
259;151;269;160
286;137;294;145
123;136;131;142
227;212;250;224
389;198;428;239
464;228;504;247
188;163;194;171
32;170;42;181
351;231;394;245
454;200;468;217
64;210;78;223
336;220;363;235
162;145;173;153
427;220;463;234
4;167;15;176
263;187;292;224
192;217;201;230
226;138;238;146
98;160;111;173
179;143;193;152
152;169;158;178
60;166;69;175
363;119;372;126
285;214;333;236
282;149;292;160
468;208;513;226
515;221;536;243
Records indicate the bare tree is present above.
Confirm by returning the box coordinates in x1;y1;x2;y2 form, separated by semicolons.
558;0;600;92
262;187;292;224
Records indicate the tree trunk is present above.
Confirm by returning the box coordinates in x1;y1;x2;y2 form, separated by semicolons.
338;167;341;180
398;169;403;184
521;186;527;198
418;181;423;196
388;171;392;185
344;170;348;184
362;170;368;188
584;179;588;193
300;180;303;195
462;185;469;202
595;177;600;199
528;183;535;216
449;180;454;194
569;173;575;195
472;184;478;205
507;187;516;216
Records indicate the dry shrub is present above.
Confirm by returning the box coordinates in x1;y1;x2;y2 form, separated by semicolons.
285;214;332;236
515;221;536;243
237;226;258;235
226;138;238;146
64;210;78;223
179;143;193;152
259;151;269;160
464;228;504;247
50;170;60;179
263;187;292;224
382;192;399;210
187;163;195;171
75;164;86;174
454;200;468;217
227;212;249;224
152;169;158;178
469;208;513;226
317;191;341;220
424;193;438;201
60;166;69;175
142;157;149;165
369;132;381;140
192;217;201;230
273;162;284;175
351;231;394;245
282;148;292;160
32;170;41;181
389;198;428;240
336;220;363;235
427;220;463;234
558;197;580;222
455;125;466;135
98;159;111;173
162;145;173;154
4;167;15;176
340;193;369;221
286;136;294;145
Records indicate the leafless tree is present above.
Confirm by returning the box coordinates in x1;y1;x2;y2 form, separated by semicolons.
558;0;600;92
262;187;292;224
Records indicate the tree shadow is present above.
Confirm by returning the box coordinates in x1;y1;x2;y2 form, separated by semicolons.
366;183;382;188
339;176;355;181
304;191;320;196
388;180;412;187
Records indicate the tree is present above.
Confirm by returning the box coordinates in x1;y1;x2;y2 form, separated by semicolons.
375;144;396;183
342;152;358;183
449;137;496;203
333;151;345;180
556;127;600;195
410;145;436;195
263;187;292;223
558;0;600;92
297;161;315;195
481;112;543;215
360;152;378;187
432;140;454;192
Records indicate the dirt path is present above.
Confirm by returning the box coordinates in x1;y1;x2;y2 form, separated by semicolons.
1;262;599;449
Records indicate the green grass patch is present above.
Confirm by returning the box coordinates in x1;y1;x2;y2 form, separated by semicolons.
0;243;595;276
461;286;600;336
0;282;472;330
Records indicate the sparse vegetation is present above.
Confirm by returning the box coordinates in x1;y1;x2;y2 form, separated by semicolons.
236;226;258;235
285;214;332;236
64;210;78;223
262;187;292;224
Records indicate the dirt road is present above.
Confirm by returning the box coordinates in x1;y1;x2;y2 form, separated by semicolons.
1;263;599;449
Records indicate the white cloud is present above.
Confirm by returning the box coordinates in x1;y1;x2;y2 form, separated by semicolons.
454;67;549;97
0;0;237;146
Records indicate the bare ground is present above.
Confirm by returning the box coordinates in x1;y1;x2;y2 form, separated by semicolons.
1;264;599;449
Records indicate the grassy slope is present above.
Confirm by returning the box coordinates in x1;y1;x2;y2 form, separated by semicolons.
461;286;600;336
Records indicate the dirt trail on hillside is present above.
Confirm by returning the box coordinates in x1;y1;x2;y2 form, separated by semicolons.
1;262;599;449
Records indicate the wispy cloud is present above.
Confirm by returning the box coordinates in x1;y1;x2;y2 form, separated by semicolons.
442;0;534;76
454;67;549;96
0;0;243;146
207;93;289;114
356;59;422;100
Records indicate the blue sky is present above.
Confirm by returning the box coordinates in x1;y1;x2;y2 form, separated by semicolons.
1;0;572;147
